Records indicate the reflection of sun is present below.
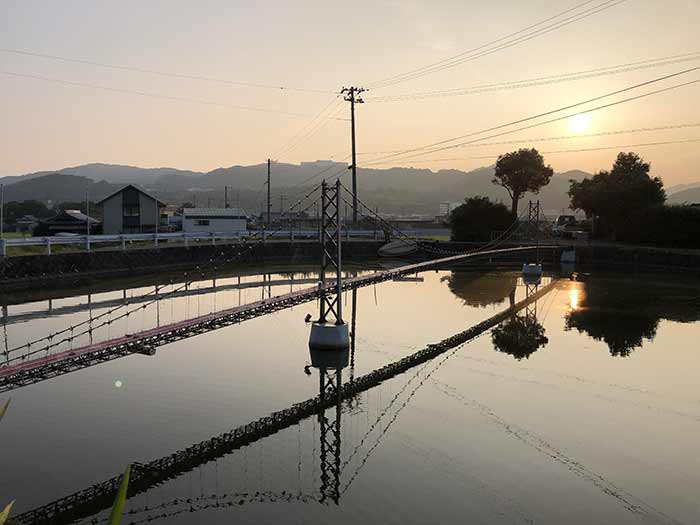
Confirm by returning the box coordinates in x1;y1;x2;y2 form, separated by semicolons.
569;289;579;310
569;113;591;133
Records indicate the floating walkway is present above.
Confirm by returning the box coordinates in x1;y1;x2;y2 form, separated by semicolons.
11;276;558;525
0;245;556;393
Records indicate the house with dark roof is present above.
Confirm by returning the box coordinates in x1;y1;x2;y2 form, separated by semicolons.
97;185;166;234
41;210;100;235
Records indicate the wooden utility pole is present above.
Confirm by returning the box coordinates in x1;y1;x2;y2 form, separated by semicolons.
224;186;229;208
341;86;365;225
267;159;271;228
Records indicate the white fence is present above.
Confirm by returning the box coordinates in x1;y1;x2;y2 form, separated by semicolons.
0;229;451;256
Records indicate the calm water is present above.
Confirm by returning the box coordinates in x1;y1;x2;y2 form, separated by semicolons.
1;266;700;524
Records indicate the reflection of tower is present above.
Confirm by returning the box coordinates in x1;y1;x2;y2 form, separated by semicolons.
524;275;540;323
310;347;348;504
309;179;350;350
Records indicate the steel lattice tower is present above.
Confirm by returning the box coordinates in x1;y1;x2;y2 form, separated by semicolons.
317;179;344;325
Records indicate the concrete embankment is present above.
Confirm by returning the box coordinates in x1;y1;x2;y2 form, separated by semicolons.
0;240;384;291
1;239;697;292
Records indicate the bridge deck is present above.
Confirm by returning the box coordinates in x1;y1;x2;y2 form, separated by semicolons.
0;245;556;392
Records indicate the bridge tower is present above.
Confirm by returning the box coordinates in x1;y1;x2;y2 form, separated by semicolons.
309;179;350;350
522;200;544;280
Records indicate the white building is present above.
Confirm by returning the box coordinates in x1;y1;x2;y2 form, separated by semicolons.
182;208;248;233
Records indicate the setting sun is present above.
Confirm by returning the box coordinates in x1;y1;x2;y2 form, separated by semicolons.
569;113;592;133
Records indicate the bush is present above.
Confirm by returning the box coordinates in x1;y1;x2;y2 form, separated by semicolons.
633;204;700;249
449;196;512;242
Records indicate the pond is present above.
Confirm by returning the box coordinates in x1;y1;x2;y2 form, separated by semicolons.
1;266;699;524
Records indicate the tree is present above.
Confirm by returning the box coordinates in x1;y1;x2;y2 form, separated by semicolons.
493;148;553;217
568;152;665;240
448;196;512;242
2;200;52;225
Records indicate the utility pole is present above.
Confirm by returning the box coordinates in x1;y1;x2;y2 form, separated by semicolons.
224;186;229;208
0;184;4;241
85;187;90;251
341;86;365;225
267;159;271;228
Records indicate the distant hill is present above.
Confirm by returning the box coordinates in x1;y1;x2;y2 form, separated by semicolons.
1;173;119;204
668;186;700;205
667;181;700;195
0;163;202;187
2;161;592;214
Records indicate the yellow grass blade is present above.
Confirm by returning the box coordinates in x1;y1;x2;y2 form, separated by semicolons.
0;399;9;423
0;500;15;525
108;464;131;525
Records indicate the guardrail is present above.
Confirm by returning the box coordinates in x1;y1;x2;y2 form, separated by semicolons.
0;229;451;256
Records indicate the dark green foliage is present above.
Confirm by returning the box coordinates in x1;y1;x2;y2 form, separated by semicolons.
493;148;554;217
449;196;512;242
1;200;53;225
634;204;700;248
568;152;666;240
491;316;549;360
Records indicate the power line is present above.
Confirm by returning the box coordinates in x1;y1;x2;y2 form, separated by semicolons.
363;66;700;165
273;97;345;159
368;0;628;89
0;48;337;95
366;52;700;102
357;122;700;157
367;0;601;88
382;138;700;163
2;70;349;120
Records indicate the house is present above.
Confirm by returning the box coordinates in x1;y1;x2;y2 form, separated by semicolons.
41;210;100;235
259;211;310;227
15;215;40;235
97;185;166;234
183;208;248;233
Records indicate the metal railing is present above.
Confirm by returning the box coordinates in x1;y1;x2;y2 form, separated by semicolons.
0;228;450;256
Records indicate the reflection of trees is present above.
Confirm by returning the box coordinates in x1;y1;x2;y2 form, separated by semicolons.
565;277;700;357
442;271;518;308
566;309;658;357
492;316;548;360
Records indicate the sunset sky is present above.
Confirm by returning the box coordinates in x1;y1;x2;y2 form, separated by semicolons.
1;0;699;185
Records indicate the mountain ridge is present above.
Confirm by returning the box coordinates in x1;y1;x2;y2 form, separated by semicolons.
0;162;603;214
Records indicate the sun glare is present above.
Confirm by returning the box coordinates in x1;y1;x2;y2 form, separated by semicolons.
569;113;591;133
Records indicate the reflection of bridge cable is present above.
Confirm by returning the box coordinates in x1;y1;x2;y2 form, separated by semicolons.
12;282;557;525
2;184;325;365
341;331;490;494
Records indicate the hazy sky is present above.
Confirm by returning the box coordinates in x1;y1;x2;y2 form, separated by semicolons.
1;0;699;185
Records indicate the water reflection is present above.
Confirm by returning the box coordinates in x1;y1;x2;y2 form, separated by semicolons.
441;271;518;307
565;276;700;357
491;281;548;360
